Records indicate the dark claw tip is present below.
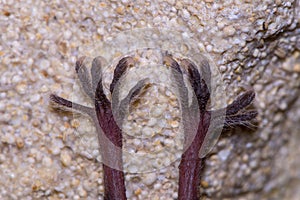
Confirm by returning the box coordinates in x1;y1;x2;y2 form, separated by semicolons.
92;56;103;66
120;56;135;67
246;89;255;98
75;56;86;72
180;59;197;74
163;55;177;67
49;94;58;102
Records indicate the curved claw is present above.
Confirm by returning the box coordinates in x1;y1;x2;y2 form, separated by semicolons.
163;55;189;106
198;58;211;92
123;79;150;104
49;94;95;117
164;55;200;131
75;56;94;99
226;90;256;115
180;59;210;113
163;55;183;75
91;56;105;93
110;57;135;94
112;78;150;125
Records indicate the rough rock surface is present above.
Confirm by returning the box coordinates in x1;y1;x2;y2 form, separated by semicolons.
0;0;299;199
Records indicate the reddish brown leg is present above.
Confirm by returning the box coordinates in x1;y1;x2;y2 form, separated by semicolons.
167;55;257;199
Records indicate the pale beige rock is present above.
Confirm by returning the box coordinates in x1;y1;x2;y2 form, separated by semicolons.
0;0;299;199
